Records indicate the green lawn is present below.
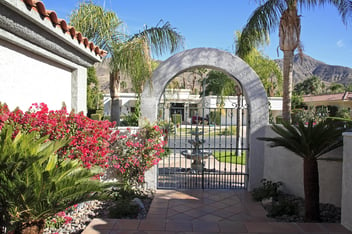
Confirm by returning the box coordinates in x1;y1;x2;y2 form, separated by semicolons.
213;151;247;165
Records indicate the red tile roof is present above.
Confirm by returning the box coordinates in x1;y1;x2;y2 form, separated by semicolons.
21;0;107;58
303;92;352;102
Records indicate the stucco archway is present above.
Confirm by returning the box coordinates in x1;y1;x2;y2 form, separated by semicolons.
141;48;269;190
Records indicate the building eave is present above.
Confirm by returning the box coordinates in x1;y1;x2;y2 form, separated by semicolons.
0;0;106;67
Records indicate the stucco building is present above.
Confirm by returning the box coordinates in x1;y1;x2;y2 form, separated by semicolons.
0;0;104;113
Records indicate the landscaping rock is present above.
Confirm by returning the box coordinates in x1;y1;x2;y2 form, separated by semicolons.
260;193;341;223
44;192;153;234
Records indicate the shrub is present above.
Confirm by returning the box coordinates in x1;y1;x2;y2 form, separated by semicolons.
91;113;102;120
108;200;139;219
108;123;167;189
252;179;283;201
218;126;237;135
171;114;182;125
103;115;111;121
0;123;110;233
268;197;299;217
209;111;221;125
120;113;139;126
0;102;117;169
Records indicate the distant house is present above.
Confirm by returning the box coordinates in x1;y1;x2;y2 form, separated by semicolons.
303;92;352;115
103;89;283;125
0;0;105;113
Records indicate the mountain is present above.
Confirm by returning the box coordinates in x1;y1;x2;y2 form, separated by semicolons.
94;59;135;94
275;54;352;85
96;54;352;94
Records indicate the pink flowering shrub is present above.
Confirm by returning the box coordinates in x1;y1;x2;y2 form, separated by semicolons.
0;102;168;181
109;123;168;187
45;211;73;229
0;102;117;169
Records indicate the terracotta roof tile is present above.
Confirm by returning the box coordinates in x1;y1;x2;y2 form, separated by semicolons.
20;0;107;58
303;92;352;102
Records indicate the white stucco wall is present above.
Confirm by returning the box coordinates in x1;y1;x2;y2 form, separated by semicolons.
0;0;102;114
0;40;72;111
263;126;343;207
342;132;352;231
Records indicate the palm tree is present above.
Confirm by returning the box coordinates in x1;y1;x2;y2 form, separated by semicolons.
258;119;343;221
70;2;184;125
236;0;351;122
204;70;238;97
0;124;110;233
235;31;283;97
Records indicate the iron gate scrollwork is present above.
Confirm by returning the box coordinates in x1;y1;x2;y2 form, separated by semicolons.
157;88;249;189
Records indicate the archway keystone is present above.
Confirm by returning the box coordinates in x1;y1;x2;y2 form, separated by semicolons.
141;48;269;190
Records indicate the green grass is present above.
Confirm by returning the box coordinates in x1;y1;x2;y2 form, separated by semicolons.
217;126;237;136
213;151;247;165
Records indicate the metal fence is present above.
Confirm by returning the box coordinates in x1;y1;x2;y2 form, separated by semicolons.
157;94;249;189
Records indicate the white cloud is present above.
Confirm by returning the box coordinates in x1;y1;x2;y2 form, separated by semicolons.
337;40;344;48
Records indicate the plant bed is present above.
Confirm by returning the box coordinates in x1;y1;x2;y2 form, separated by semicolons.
251;179;341;223
260;193;341;223
44;191;154;234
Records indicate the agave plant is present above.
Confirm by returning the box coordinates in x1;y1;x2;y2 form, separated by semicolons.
0;124;111;233
259;119;343;221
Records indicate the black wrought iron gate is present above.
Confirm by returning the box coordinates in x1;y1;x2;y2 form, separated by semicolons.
157;88;249;189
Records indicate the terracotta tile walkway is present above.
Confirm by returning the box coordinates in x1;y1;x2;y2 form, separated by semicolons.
83;189;351;234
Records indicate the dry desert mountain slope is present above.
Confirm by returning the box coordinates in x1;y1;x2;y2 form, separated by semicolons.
275;54;352;84
95;54;352;94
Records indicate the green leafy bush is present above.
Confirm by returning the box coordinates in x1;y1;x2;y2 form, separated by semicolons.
171;114;182;125
90;113;102;120
268;197;299;217
218;126;237;135
108;200;139;219
0;123;111;233
120;112;139;126
252;179;282;201
209;111;221;125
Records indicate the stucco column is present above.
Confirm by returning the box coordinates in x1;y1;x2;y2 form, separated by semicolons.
342;132;352;231
71;66;87;114
184;102;189;123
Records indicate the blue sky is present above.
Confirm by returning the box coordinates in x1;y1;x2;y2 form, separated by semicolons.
45;1;352;67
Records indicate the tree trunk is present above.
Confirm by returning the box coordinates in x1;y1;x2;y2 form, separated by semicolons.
303;157;320;222
110;98;120;126
110;70;121;126
282;50;294;122
279;3;300;123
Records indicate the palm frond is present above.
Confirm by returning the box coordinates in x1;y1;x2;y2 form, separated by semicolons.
0;123;111;227
110;20;184;93
298;0;352;24
258;119;343;159
69;1;125;52
130;20;185;57
236;0;287;57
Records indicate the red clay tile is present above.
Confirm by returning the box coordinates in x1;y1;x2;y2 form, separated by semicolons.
193;221;220;232
245;222;275;232
19;0;106;57
82;190;352;234
321;223;352;232
218;221;248;233
165;221;193;232
296;222;326;232
139;219;166;231
113;219;140;231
